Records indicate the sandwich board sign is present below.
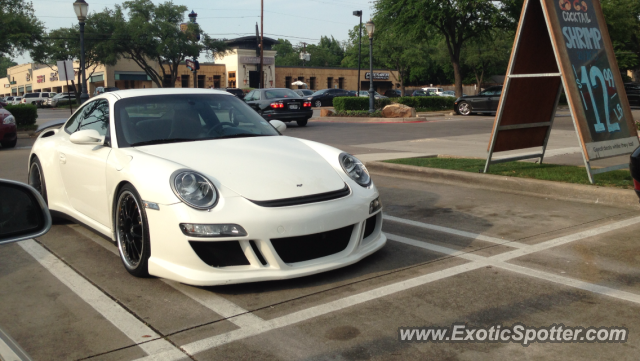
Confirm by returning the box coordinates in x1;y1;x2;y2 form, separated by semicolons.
484;0;638;183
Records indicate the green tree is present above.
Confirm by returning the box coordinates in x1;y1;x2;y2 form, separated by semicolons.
462;31;513;93
0;56;17;78
601;0;640;77
0;0;44;57
273;39;302;66
306;36;344;67
375;0;505;96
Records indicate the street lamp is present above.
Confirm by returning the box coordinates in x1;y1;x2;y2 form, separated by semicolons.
352;11;362;97
365;19;375;113
73;0;89;104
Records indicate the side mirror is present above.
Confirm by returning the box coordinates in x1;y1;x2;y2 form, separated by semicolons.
70;129;105;145
270;120;286;133
0;179;52;245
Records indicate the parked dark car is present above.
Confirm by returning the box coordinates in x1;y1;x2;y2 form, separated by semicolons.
0;101;17;148
293;89;314;97
412;89;436;97
625;83;640;107
225;88;245;100
245;88;313;127
306;88;350;107
384;89;402;98
454;86;503;115
346;90;357;97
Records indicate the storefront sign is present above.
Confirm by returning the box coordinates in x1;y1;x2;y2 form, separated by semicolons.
365;72;390;80
37;75;46;83
26;73;31;81
239;57;274;65
3;84;9;88
186;59;200;71
50;72;58;81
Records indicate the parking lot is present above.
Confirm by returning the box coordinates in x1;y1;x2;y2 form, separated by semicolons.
2;113;640;360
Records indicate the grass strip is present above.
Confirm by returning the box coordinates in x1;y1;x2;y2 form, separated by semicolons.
385;157;633;189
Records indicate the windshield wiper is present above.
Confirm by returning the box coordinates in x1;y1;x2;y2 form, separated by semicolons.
130;138;199;147
214;134;269;140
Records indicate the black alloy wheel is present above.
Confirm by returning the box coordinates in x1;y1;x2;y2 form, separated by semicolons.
115;184;151;277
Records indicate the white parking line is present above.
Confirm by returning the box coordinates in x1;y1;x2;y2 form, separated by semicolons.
68;225;264;328
0;326;29;361
383;214;527;248
18;240;187;361
180;215;640;353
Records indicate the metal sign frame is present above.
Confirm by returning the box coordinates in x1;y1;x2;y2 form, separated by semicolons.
484;0;637;183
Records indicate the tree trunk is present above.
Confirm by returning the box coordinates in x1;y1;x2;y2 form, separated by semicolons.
452;60;463;97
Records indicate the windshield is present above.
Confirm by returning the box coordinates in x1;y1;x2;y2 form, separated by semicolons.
264;89;300;99
311;89;328;96
114;94;280;148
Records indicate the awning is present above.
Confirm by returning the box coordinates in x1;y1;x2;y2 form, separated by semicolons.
25;85;32;91
89;73;104;82
115;72;151;81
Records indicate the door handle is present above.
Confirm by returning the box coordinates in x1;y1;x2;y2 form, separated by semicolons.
59;153;66;164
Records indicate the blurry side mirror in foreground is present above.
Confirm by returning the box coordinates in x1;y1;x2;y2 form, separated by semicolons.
270;120;286;133
0;179;52;245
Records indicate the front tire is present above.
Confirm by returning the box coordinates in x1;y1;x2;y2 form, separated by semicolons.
29;157;48;203
457;101;472;116
1;138;17;148
115;184;151;277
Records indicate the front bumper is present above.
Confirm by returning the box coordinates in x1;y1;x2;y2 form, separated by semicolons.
0;124;17;142
145;191;385;286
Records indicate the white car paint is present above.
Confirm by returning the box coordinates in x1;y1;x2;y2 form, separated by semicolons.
29;88;386;286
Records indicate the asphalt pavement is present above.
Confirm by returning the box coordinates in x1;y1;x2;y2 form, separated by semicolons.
1;108;640;359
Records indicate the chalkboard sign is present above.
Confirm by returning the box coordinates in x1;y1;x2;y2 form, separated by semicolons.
543;0;638;160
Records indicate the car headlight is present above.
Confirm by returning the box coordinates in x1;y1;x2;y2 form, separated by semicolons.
170;170;218;209
2;116;15;125
339;153;371;187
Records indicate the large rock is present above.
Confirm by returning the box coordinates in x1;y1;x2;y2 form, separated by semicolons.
320;108;334;117
382;103;416;118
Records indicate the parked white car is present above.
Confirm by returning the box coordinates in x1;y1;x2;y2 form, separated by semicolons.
358;91;388;99
422;87;444;95
11;97;23;105
48;93;76;107
21;92;57;107
439;91;457;97
29;88;386;286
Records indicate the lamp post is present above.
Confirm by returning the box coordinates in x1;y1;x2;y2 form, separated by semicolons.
365;19;375;113
352;11;362;97
73;0;89;104
188;10;199;88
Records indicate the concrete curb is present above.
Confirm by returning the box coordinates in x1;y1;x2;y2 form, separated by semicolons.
366;161;640;210
311;117;425;123
17;132;34;138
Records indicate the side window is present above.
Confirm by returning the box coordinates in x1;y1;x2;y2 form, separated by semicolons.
64;106;88;134
78;99;110;136
245;91;255;101
494;88;502;96
253;91;261;100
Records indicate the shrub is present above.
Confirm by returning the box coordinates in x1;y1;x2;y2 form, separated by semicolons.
333;97;391;111
394;96;456;111
329;110;383;117
4;104;38;126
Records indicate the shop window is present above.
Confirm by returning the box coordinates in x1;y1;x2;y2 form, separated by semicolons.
310;77;316;90
163;75;172;87
228;71;236;88
327;77;333;89
181;75;190;88
214;75;221;88
297;76;304;89
198;75;205;88
338;77;344;89
285;76;292;89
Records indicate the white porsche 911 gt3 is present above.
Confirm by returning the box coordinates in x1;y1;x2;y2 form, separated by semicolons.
29;88;385;286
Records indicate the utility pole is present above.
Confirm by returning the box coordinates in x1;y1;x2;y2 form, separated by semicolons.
353;11;362;96
188;10;199;88
301;42;307;67
259;0;264;89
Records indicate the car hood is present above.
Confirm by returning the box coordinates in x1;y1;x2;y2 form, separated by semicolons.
134;136;346;201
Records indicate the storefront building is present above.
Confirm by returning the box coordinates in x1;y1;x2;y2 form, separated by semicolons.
1;36;399;97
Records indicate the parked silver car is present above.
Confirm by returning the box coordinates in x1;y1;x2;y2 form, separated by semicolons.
47;93;75;107
358;91;388;99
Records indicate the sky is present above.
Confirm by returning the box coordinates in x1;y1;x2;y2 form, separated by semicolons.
15;0;376;64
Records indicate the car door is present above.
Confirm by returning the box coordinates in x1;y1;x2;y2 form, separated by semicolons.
470;89;494;111
489;87;503;111
58;99;112;227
